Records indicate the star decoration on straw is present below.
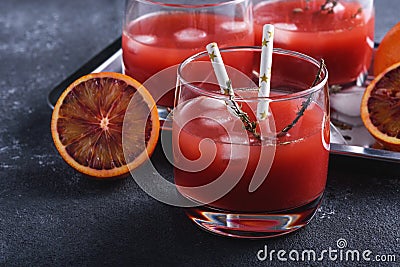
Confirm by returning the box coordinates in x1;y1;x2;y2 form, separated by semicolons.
208;51;217;62
259;110;268;120
262;31;273;47
260;73;269;83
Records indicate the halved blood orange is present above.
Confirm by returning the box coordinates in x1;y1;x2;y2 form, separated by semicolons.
361;62;400;151
51;72;160;178
373;22;400;77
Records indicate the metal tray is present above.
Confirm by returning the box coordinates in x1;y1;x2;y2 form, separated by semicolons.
47;37;400;163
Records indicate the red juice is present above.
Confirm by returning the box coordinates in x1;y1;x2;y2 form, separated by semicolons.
253;0;375;85
122;12;254;107
173;94;329;213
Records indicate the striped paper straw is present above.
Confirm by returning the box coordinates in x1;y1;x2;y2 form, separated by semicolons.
206;42;262;140
257;24;274;121
206;42;234;97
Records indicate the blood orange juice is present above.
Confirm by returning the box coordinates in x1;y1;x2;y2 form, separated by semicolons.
173;96;329;212
253;0;374;86
122;2;254;107
174;47;329;238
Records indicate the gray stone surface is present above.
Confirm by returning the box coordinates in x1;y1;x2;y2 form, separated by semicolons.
0;0;399;265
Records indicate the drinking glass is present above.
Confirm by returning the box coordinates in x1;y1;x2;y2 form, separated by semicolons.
253;0;374;88
173;46;329;238
122;0;254;115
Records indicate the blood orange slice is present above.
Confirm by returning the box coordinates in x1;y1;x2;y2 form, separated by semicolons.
51;72;159;178
373;22;400;77
361;62;400;151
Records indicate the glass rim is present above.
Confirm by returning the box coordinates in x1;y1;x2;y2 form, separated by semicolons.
177;46;329;103
130;0;249;9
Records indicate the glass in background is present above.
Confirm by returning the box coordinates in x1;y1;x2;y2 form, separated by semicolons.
122;0;254;111
253;0;374;87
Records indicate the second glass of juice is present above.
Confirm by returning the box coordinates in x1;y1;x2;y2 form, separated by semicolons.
122;0;254;112
173;47;330;238
253;0;374;88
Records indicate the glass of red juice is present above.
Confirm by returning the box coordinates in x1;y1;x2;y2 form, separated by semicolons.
173;46;330;238
253;0;374;88
122;0;255;118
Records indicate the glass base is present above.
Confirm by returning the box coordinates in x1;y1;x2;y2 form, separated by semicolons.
185;194;323;239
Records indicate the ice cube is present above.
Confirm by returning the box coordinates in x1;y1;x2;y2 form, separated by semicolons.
200;105;234;126
174;28;207;42
332;2;345;13
177;96;226;117
192;98;251;145
186;97;234;126
220;130;251;146
176;97;266;168
274;23;298;31
134;34;157;45
175;96;243;138
220;21;247;32
330;86;364;117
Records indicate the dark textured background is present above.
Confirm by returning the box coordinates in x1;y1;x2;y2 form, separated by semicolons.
1;0;399;266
